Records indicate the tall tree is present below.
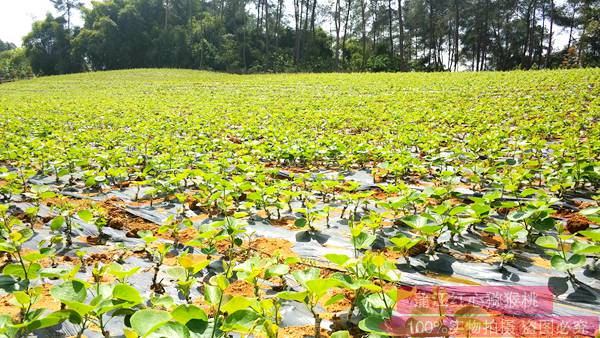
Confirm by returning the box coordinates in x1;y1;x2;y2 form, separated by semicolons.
49;0;83;30
397;0;405;69
387;0;394;59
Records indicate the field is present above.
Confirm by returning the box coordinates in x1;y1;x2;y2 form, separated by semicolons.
0;68;599;337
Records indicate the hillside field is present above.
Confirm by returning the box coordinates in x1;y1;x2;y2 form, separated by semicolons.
0;69;599;337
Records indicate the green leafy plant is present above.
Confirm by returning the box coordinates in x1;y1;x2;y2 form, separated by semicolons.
277;268;343;338
49;199;91;248
483;220;528;267
389;235;423;265
147;242;172;294
52;277;143;338
573;234;600;271
166;254;210;303
234;255;289;298
536;222;588;282
400;214;444;254
294;200;325;231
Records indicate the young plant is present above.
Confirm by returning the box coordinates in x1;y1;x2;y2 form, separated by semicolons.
536;222;588;282
234;255;289;298
248;186;278;220
483;220;528;268
0;170;21;201
77;204;109;244
52;276;144;338
158;215;193;249
106;262;140;283
137;229;158;259
325;253;382;322
360;211;385;235
127;305;210;338
147;242;172;293
204;265;235;338
279;187;301;213
357;253;402;335
348;218;377;257
220;297;281;338
400;214;444;254
577;228;600;271
389;235;423;265
49;199;89;248
23;184;55;226
75;250;87;272
506;192;558;244
184;224;223;259
294;200;325;232
166;254;210;303
277;268;343;338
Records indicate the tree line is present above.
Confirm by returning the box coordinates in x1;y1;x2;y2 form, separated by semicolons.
2;0;600;77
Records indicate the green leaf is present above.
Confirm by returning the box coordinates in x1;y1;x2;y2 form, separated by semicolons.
294;218;307;228
203;284;222;305
292;268;320;287
3;263;27;280
50;215;65;230
147;321;190;338
222;296;252;315
210;274;230;290
113;283;143;304
401;215;430;229
419;225;443;235
171;304;208;324
330;331;350;338
40;268;71;278
151;295;175;309
358;316;389;335
0;242;16;254
353;232;377;249
572;241;600;255
531;217;555;231
550;254;587;272
276;291;308;302
50;280;87;303
26;310;71;331
221;310;260;333
535;236;558;250
63;300;94;316
264;264;289;279
13;291;30;306
167;266;187;281
390;236;413;249
77;209;94;223
470;203;491;216
325;253;351;266
507;210;533;221
22;251;46;263
306;278;341;299
579;229;600;242
131;309;172;337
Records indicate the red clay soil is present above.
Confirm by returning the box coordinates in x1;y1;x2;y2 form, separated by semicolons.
224;279;255;297
554;209;592;233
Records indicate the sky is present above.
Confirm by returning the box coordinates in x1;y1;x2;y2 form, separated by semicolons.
0;0;88;46
1;0;570;50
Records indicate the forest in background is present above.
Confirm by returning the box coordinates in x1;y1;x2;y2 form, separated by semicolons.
1;0;600;80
